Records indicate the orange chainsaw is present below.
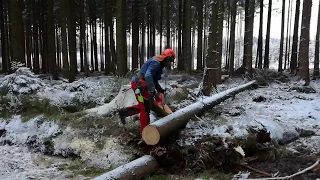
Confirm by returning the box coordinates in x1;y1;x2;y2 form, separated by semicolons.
153;92;172;115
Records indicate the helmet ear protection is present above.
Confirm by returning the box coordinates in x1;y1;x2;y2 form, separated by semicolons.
161;48;176;62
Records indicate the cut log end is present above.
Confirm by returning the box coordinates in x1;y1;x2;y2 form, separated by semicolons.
142;125;160;145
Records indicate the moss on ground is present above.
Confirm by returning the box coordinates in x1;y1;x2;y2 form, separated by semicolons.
58;159;105;178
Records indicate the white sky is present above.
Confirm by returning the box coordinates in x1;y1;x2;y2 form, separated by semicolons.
253;0;319;40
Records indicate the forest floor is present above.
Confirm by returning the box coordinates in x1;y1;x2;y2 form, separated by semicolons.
0;68;319;179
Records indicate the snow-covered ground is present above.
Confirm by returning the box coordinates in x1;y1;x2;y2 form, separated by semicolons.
0;68;319;179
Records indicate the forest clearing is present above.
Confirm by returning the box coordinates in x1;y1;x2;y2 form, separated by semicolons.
1;0;320;179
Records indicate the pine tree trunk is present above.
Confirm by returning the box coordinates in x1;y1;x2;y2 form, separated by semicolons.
132;0;139;70
60;0;69;78
290;0;300;74
47;0;58;79
140;9;145;67
244;0;255;77
183;0;192;73
257;0;263;69
216;1;224;84
9;0;25;64
284;0;292;70
159;0;163;52
91;0;98;71
100;20;104;72
177;0;183;70
0;0;8;73
25;8;32;69
313;0;320;78
68;0;77;81
32;0;40;74
104;0;112;74
166;0;170;48
116;0;128;75
40;0;48;73
196;0;203;70
81;0;89;77
56;25;61;69
298;0;312;85
229;0;236;76
264;0;272;69
202;0;219;96
110;18;117;72
278;0;286;72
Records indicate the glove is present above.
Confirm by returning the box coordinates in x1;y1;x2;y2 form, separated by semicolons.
151;91;160;101
157;88;166;94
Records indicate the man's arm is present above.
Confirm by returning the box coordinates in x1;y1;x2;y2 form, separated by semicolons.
144;61;161;94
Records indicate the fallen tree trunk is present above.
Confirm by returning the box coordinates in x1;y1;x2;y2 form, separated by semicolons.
142;80;257;145
94;155;159;180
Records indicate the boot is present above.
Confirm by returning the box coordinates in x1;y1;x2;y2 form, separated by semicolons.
118;108;127;125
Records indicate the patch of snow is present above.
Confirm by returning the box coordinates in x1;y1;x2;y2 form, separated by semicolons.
0;67;45;94
0;145;86;180
0;116;60;145
181;78;320;152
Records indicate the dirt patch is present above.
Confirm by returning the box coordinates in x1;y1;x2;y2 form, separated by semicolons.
249;155;320;179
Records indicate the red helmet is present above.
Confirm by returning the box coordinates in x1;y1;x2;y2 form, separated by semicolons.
161;48;176;62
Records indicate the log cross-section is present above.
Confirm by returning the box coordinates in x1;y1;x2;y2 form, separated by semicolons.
94;155;159;180
142;80;257;145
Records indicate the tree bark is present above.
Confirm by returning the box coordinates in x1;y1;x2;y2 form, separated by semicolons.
60;0;69;78
94;155;159;180
284;0;292;70
32;0;40;74
142;80;257;145
47;0;58;79
290;0;301;74
159;0;163;52
229;0;236;76
313;0;320;77
196;0;203;70
166;0;170;48
298;0;312;85
183;0;192;73
132;0;139;70
67;0;77;81
9;0;25;64
116;0;127;75
0;0;8;72
257;0;263;69
278;0;286;72
177;0;183;70
264;0;272;69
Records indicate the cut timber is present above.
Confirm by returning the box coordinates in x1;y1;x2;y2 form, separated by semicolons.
94;155;159;180
142;80;257;145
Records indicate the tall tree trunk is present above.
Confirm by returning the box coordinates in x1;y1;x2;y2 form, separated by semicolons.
32;0;40;74
290;0;300;74
140;9;145;67
132;0;139;70
183;0;192;72
47;0;58;79
196;0;203;70
116;0;127;75
25;9;32;69
60;0;69;78
68;0;77;81
264;0;272;69
177;0;183;70
166;0;170;48
313;0;320;77
257;0;263;68
110;18;117;72
298;0;312;85
100;21;104;72
159;0;163;52
104;0;112;74
91;0;98;71
56;25;61;69
0;0;8;73
9;0;25;64
216;1;224;84
245;0;255;77
202;0;219;96
81;0;89;77
40;0;48;73
229;0;236;76
278;0;286;72
284;0;293;70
